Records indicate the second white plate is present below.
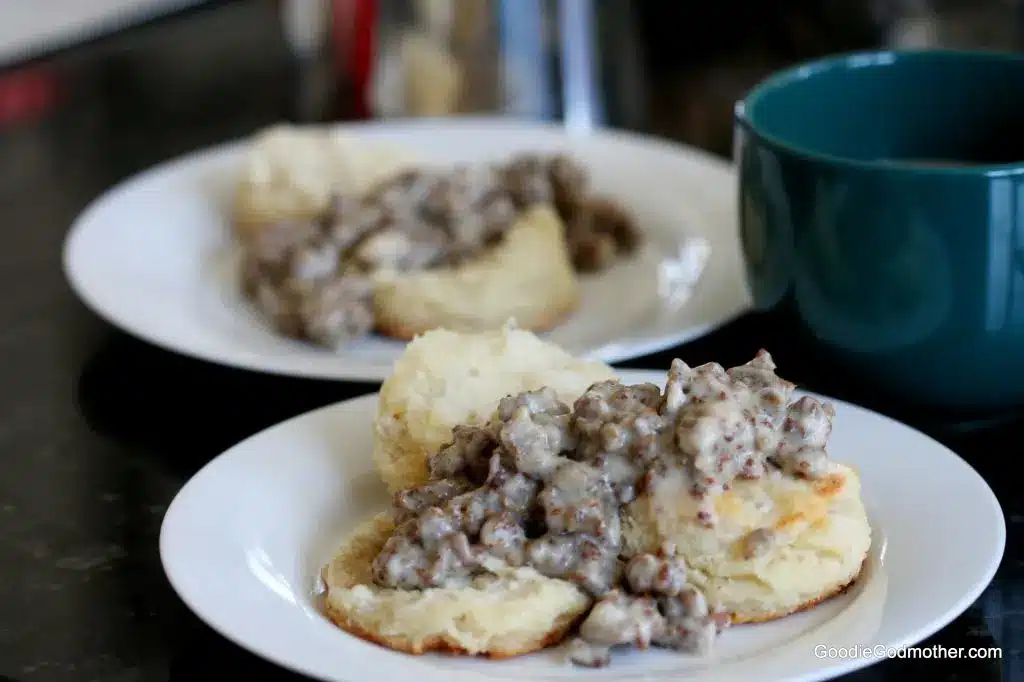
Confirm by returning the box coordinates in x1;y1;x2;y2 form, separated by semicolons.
63;118;750;382
160;369;1005;682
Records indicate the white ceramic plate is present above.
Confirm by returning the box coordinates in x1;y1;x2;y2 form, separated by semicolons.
160;369;1005;682
62;119;749;382
0;0;201;63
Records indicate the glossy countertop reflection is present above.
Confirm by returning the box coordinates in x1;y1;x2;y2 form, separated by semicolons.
0;1;1019;680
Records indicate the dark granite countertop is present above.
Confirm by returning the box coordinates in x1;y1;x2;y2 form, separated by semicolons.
0;1;1018;680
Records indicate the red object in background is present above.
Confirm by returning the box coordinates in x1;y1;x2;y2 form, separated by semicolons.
0;67;58;127
333;0;376;118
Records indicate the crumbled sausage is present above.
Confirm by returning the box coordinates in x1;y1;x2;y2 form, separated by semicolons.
574;381;666;463
479;512;527;566
349;223;447;272
524;533;620;596
573;381;666;502
773;396;835;478
289;239;340;285
587;196;641;254
371;351;831;667
663;350;835;519
249;278;303;337
502;154;554;207
497;388;576;479
246;219;321;266
524;533;578;577
539;461;619;542
444;487;504;537
394;478;475;521
653;587;721;654
625;553;688;596
568;591;667;666
429;425;498;482
569;231;618;272
564;195;641;270
549;154;589;217
488;468;540;515
580;591;664;648
298;276;375;348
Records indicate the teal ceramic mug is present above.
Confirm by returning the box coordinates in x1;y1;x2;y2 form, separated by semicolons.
736;50;1024;410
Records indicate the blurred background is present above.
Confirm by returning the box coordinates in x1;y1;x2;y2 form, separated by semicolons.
2;0;1022;200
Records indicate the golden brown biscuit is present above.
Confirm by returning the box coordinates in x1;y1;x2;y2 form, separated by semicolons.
322;513;591;657
621;464;871;623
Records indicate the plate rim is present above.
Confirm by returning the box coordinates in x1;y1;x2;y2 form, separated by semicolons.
160;368;1006;682
62;117;751;382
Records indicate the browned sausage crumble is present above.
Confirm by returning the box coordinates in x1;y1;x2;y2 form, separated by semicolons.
370;351;837;666
239;153;641;348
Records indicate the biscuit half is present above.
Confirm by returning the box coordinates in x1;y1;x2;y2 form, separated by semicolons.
621;463;872;624
322;513;591;657
371;325;615;492
371;205;580;340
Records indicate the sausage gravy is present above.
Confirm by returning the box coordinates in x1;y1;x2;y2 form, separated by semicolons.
371;350;836;666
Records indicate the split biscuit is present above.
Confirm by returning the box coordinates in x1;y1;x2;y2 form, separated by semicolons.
322;513;591;657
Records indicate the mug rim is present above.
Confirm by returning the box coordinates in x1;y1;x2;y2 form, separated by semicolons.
735;49;1024;177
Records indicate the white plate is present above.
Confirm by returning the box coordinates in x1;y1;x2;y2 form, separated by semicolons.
62;119;750;382
0;0;202;63
160;369;1005;682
